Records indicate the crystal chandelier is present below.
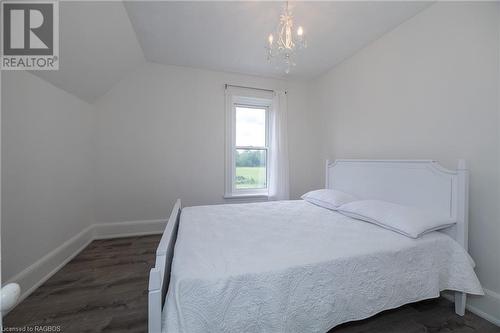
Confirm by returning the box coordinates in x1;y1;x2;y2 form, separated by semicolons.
266;1;306;74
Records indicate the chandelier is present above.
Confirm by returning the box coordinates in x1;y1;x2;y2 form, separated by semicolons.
266;1;306;74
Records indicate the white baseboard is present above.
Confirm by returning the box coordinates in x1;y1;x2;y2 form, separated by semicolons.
466;289;500;326
442;289;500;327
4;225;94;310
3;219;166;314
93;219;166;239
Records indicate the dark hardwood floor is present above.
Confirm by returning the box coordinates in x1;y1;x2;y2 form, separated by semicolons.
4;236;159;333
5;235;499;333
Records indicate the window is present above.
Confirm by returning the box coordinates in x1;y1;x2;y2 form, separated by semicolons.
225;91;272;198
235;106;268;190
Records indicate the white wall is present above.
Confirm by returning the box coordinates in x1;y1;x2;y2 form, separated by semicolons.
94;62;322;223
1;71;96;287
312;1;500;322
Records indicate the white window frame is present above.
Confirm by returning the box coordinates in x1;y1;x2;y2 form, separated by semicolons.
225;92;273;199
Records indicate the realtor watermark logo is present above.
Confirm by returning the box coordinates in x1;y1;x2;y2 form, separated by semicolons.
1;0;59;70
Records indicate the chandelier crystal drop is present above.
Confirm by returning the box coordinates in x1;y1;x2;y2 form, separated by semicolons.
266;1;306;74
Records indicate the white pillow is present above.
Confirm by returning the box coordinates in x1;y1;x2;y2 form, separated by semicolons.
338;200;456;238
301;189;357;210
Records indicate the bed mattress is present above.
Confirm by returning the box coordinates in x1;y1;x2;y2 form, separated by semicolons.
162;200;483;333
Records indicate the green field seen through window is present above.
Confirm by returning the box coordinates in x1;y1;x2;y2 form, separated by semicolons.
235;167;266;189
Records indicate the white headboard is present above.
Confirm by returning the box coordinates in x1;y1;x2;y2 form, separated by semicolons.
326;159;469;250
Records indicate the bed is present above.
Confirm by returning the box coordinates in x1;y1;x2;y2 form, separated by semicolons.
148;159;484;333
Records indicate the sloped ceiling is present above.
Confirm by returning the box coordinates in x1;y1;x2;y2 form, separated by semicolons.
30;1;433;103
31;1;145;103
124;1;432;80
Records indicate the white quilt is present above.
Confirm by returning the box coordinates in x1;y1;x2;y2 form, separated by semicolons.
162;200;483;333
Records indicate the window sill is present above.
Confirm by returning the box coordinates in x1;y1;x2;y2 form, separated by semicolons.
224;194;269;200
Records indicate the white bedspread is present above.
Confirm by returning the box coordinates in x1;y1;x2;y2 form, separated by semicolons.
162;200;483;333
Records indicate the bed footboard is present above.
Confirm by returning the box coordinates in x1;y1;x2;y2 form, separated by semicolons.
148;199;181;333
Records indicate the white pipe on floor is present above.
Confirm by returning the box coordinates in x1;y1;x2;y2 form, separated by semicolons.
1;283;20;314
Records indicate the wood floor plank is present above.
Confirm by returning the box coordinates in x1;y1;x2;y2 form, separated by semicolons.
4;235;499;332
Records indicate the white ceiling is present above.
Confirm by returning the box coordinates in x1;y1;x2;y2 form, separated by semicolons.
124;1;432;79
32;1;144;103
30;1;433;103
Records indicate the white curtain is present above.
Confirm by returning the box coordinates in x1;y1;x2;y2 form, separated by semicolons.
268;91;290;200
